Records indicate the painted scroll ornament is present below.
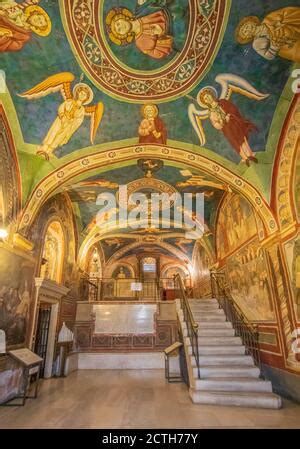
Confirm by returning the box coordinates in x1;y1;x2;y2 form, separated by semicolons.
61;0;230;103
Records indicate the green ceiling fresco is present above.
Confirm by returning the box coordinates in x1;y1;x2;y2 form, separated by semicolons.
0;0;297;164
67;164;224;234
117;243;184;260
100;237;137;262
0;0;299;237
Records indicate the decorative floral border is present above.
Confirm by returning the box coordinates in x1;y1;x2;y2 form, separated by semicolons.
61;0;229;102
271;95;300;230
17;144;277;238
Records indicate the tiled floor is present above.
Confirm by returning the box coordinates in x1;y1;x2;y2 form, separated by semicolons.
0;370;299;429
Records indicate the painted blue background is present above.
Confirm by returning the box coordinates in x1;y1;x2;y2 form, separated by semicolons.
0;0;296;163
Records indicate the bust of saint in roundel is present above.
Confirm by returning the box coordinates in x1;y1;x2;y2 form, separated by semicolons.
105;1;175;60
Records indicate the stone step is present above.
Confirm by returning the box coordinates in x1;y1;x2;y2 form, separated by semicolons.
193;365;260;378
194;377;273;393
187;344;246;356
197;321;233;329
192;310;222;316
179;299;282;410
190;390;282;409
182;323;237;336
198;328;235;337
192;309;225;316
191;309;223;315
190;303;220;309
196;315;227;322
196;355;254;366
197;336;242;345
190;300;220;305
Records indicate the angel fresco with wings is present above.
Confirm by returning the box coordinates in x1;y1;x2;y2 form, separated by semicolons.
19;72;104;159
188;74;269;166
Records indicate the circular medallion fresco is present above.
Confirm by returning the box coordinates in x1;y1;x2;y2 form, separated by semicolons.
61;0;229;103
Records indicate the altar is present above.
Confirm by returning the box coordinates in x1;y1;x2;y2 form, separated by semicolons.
93;303;157;334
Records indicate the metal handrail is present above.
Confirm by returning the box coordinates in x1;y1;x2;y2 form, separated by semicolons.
79;277;178;302
210;271;257;329
210;271;262;372
175;274;200;378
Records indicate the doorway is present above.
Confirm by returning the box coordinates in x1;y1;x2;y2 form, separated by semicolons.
34;303;52;377
141;257;158;300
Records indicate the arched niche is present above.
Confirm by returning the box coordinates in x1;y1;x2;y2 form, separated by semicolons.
86;245;102;279
161;264;190;280
27;193;78;291
112;265;133;280
106;262;136;280
40;221;65;284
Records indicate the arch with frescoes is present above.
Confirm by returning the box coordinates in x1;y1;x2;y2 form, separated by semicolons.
39;220;65;284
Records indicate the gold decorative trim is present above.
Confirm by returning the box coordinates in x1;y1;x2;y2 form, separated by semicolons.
17;145;277;239
13;232;34;252
274;97;300;230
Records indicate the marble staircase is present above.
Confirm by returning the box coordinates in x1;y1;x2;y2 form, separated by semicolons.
177;298;282;409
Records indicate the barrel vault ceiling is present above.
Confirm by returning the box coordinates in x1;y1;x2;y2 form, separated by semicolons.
0;0;298;261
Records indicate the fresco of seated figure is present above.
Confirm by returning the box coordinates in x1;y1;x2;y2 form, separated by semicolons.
105;0;189;66
106;4;174;60
236;7;300;63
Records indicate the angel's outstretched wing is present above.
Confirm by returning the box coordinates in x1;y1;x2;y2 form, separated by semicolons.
188;103;209;146
85;102;104;144
216;73;269;102
18;72;75;101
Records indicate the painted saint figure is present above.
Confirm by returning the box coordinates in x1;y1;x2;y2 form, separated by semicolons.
117;267;126;279
16;281;30;320
138;104;167;145
0;0;51;52
188;74;269;166
236;7;300;63
19;72;104;159
106;1;173;59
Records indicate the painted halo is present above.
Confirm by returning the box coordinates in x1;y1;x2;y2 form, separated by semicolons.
61;0;230;103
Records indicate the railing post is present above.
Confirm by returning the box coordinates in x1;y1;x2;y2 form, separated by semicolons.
175;274;200;379
210;271;215;299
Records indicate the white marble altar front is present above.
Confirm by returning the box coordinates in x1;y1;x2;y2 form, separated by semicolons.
93;304;157;334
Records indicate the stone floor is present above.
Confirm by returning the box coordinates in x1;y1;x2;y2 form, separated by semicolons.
0;370;299;429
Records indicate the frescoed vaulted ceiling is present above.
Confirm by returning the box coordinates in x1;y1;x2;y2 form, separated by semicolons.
65;165;224;230
0;0;299;265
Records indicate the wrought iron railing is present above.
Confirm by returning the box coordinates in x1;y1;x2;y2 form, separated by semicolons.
79;277;99;302
175;274;200;378
210;271;262;372
79;277;179;302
